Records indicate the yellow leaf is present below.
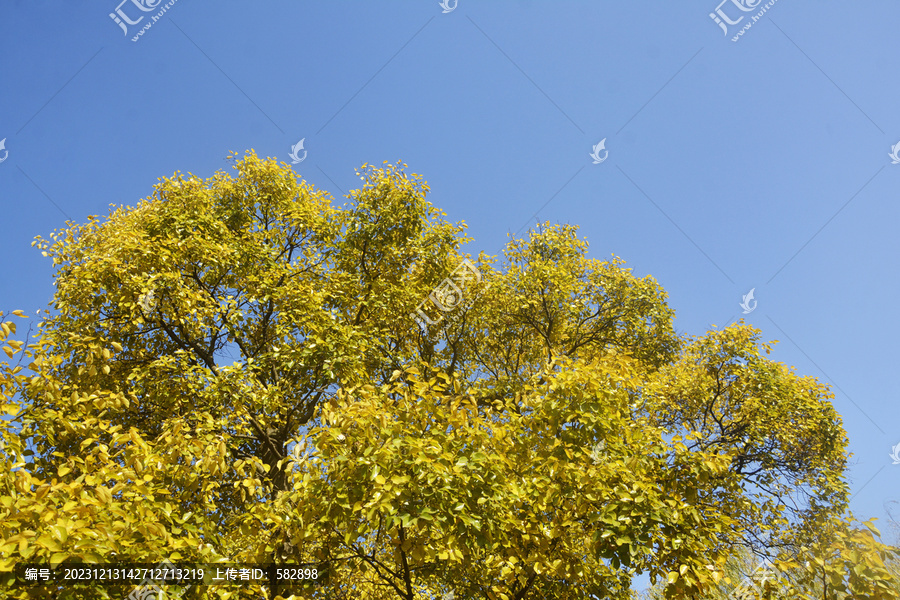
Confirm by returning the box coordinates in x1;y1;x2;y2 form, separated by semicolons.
95;486;112;504
51;525;68;544
37;534;61;552
50;553;69;569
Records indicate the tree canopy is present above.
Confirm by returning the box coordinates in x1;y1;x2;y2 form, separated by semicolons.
1;152;897;599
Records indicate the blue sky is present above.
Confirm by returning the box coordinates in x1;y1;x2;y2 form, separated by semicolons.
2;0;899;575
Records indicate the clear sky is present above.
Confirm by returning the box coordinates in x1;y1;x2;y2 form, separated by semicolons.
2;0;899;575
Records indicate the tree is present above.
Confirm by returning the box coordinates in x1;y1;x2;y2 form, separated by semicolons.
640;516;900;599
1;152;895;598
772;515;900;599
0;310;218;599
